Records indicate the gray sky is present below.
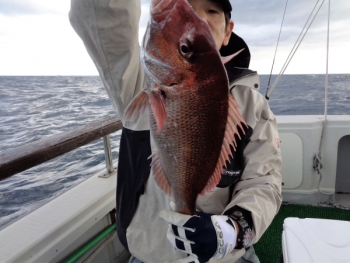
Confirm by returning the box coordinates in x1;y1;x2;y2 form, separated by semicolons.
0;0;349;75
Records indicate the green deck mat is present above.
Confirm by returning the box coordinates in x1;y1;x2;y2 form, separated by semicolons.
254;204;350;263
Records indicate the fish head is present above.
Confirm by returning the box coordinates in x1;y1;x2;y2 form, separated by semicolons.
143;0;228;96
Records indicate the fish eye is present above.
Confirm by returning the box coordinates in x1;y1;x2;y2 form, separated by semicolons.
179;38;193;59
181;45;189;54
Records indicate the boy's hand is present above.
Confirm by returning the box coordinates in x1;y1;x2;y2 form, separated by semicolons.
159;210;237;263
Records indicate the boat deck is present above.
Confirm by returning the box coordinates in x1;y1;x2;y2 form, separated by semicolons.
334;193;350;207
254;201;350;263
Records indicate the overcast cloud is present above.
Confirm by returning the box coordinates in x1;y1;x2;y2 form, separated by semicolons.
0;0;67;16
0;0;349;75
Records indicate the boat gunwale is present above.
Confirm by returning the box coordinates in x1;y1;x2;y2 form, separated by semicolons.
0;116;122;181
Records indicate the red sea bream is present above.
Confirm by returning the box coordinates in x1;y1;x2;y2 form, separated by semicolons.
125;0;246;215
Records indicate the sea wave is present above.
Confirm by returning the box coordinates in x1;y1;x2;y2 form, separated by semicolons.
0;74;349;228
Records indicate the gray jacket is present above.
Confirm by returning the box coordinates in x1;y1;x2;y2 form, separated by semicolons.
69;0;282;262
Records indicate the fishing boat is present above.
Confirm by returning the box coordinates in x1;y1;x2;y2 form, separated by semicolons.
0;0;349;262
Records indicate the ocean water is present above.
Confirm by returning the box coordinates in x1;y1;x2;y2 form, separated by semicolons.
0;74;349;228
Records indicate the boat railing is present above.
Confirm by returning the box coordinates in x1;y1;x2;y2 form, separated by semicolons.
0;116;123;181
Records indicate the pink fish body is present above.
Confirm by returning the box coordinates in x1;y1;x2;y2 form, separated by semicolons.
125;0;246;215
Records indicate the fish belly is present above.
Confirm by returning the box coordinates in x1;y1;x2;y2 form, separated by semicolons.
151;92;227;215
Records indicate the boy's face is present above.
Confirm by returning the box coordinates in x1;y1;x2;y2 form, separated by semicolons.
188;0;233;50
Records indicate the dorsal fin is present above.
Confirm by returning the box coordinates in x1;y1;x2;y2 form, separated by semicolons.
199;94;247;196
221;48;245;64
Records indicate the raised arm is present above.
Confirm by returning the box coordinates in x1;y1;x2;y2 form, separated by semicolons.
69;0;145;121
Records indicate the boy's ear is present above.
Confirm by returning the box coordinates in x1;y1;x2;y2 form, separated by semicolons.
223;20;234;47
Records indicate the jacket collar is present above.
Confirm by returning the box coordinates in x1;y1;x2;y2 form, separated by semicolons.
219;32;259;90
225;65;256;83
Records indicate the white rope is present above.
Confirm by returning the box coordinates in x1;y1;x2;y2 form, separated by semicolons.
316;165;333;196
324;0;330;120
315;0;333;197
266;0;325;99
319;201;350;210
265;0;289;99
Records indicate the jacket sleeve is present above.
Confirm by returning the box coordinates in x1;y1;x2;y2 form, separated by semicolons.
69;0;145;124
224;84;282;247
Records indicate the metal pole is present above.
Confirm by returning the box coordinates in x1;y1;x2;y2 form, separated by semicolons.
103;135;115;174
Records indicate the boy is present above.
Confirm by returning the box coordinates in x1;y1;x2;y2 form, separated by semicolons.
69;0;282;262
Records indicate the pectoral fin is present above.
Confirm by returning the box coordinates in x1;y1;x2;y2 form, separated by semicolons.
124;91;149;122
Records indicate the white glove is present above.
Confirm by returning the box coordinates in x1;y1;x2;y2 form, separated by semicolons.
159;210;237;263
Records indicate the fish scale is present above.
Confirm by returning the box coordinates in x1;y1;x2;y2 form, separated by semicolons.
151;91;227;214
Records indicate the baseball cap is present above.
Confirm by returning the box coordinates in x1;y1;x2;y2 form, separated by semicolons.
210;0;232;18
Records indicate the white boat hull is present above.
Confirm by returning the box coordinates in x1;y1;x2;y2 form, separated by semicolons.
1;115;349;262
